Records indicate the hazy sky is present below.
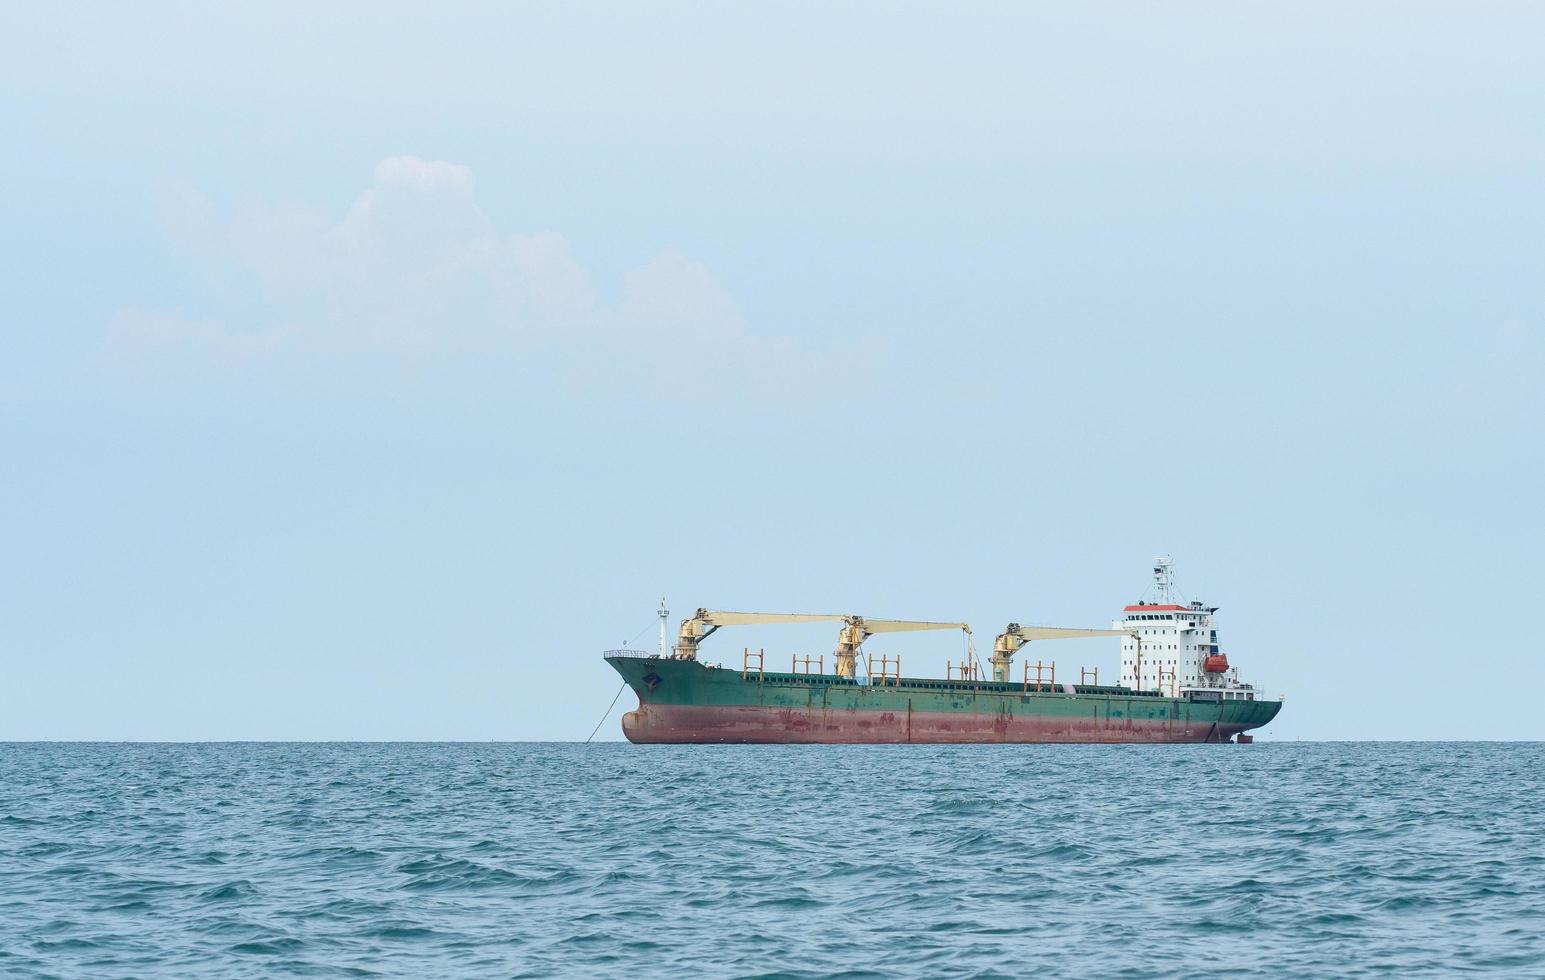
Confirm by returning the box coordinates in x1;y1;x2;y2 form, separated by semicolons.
3;2;1542;740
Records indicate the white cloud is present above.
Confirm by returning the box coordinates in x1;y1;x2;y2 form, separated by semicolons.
128;155;833;396
621;250;743;343
610;250;826;396
152;156;766;358
228;198;332;293
159;178;217;247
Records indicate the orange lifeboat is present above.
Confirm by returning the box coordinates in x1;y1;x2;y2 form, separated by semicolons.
1202;653;1230;674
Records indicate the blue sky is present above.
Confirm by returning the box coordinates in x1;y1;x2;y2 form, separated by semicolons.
3;2;1542;740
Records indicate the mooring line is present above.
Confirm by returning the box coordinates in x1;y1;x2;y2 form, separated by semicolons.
585;682;628;744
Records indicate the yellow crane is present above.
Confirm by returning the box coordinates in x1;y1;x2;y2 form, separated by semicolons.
990;624;1135;683
832;617;970;680
671;610;847;663
672;609;970;679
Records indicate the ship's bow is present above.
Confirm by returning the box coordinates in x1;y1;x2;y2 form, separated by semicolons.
603;653;670;743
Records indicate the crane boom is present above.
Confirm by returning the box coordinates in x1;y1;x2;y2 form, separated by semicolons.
857;618;971;634
700;611;848;627
990;623;1134;682
656;604;1140;687
672;608;846;661
1004;626;1128;642
832;616;971;679
670;608;971;678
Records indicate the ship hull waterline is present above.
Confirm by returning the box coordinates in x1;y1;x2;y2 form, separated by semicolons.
606;655;1281;745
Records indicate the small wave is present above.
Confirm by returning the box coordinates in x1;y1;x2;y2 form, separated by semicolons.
363;925;441;941
3;742;1540;978
396;859;581;894
750;895;827;910
200;880;257;901
31;937;105;951
1308;911;1366;924
231;937;303;955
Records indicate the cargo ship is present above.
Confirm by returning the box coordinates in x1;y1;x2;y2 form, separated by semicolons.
605;560;1281;743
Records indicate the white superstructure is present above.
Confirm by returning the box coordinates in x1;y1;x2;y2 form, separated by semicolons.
1113;559;1260;701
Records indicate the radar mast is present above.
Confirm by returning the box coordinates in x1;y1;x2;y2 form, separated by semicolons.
1153;557;1175;604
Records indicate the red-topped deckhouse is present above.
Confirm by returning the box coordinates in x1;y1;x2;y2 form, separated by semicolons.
1113;559;1261;702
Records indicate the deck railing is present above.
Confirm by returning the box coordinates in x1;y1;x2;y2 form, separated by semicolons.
742;647;765;682
869;655;901;686
603;648;660;659
605;648;1178;698
1023;659;1056;693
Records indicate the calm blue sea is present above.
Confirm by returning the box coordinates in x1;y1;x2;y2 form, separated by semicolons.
1;742;1540;978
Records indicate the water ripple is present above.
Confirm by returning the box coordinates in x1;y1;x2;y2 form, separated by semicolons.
0;742;1541;977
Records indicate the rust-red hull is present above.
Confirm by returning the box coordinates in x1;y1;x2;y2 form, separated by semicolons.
622;703;1256;744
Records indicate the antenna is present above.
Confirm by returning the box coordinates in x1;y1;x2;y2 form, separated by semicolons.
658;598;670;658
1153;558;1174;603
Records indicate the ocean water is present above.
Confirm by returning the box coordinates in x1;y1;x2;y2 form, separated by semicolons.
0;743;1540;979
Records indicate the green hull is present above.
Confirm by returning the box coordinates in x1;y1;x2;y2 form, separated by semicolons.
606;655;1282;744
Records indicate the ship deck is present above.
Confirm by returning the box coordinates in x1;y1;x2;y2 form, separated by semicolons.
606;652;1165;698
742;670;1159;698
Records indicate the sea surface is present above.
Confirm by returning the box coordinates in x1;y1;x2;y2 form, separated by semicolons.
1;742;1541;978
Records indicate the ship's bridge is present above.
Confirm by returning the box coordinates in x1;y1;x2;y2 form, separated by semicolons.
1113;560;1254;697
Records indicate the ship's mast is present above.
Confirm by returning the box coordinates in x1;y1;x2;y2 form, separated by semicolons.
1153;557;1174;603
658;598;669;659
